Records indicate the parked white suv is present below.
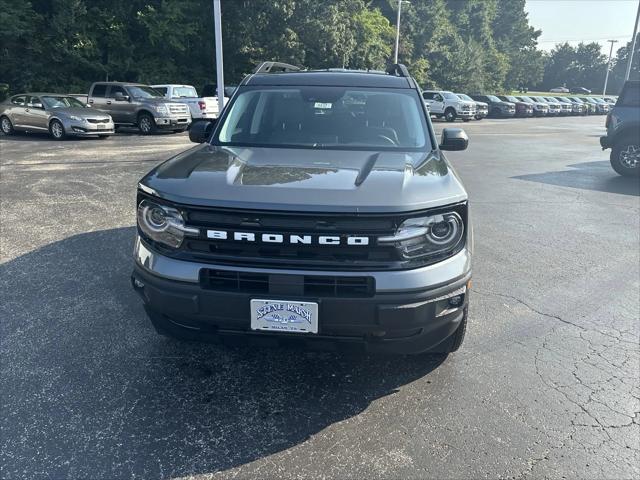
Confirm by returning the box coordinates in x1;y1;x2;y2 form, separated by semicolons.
422;90;476;122
151;84;226;120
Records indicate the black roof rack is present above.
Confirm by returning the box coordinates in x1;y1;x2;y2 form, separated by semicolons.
386;63;410;78
253;62;301;74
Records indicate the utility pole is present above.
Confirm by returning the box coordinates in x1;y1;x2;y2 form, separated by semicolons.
603;39;618;96
625;0;640;80
394;0;409;64
213;0;225;112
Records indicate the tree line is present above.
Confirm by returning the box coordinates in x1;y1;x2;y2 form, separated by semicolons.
0;0;637;98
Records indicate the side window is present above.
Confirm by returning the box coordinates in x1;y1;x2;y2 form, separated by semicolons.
433;94;443;102
108;85;127;98
11;96;26;106
28;96;43;108
91;84;107;98
619;83;640;107
155;87;168;96
422;92;434;100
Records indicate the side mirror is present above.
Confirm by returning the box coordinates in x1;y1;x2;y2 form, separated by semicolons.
114;92;129;102
189;119;216;143
440;128;468;151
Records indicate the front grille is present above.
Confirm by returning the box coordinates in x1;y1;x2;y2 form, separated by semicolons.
87;118;110;124
180;206;400;270
169;104;189;115
200;269;375;297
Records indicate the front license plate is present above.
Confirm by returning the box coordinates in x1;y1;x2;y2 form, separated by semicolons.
97;124;105;129
250;299;318;334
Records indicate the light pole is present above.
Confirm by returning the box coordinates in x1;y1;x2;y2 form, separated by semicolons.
625;0;640;81
603;39;618;96
213;0;225;112
394;0;410;64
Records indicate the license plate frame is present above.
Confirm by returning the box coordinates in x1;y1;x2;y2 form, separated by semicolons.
250;299;319;334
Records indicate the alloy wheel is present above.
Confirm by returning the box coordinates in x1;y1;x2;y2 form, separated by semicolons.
620;145;640;169
139;117;152;133
51;121;64;138
1;117;11;133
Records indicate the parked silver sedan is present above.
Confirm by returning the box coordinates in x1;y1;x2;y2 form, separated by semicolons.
0;93;114;139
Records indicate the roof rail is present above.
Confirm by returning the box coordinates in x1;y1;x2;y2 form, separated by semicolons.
386;63;410;78
253;62;301;74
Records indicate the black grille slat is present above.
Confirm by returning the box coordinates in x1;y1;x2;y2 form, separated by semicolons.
200;269;374;297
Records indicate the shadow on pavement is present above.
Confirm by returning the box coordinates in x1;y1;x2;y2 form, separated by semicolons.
512;160;640;196
0;227;444;479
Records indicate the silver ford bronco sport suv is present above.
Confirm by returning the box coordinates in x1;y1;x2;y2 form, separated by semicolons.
132;62;472;354
88;82;191;134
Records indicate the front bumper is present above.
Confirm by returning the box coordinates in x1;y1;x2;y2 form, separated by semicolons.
132;238;472;354
154;116;191;129
458;111;476;119
65;120;115;136
600;135;612;149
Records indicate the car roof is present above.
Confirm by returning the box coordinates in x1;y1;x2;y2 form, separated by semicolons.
91;82;146;86
11;93;72;97
243;71;413;89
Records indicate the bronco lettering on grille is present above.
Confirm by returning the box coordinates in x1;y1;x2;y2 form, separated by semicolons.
206;229;369;246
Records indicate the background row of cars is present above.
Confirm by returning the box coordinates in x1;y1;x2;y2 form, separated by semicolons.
0;79;619;140
422;89;617;122
0;81;229;140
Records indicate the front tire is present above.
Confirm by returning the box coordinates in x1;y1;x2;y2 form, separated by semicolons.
1;115;14;135
138;113;156;135
444;108;456;122
49;119;66;140
611;139;640;177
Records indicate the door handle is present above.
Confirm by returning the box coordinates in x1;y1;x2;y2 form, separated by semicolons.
106;101;112;105
25;108;30;112
88;99;94;104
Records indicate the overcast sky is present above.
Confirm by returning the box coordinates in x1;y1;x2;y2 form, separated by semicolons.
525;0;638;56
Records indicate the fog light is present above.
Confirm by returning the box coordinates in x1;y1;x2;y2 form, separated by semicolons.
448;295;463;307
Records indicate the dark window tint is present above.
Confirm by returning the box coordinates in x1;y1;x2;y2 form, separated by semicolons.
619;83;640;107
91;84;107;97
11;96;26;106
154;87;168;96
422;92;434;100
108;85;127;98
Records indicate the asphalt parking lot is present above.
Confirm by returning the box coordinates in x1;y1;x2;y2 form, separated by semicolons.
1;117;639;479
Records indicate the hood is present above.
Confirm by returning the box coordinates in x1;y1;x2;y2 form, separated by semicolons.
474;101;488;108
141;145;468;213
51;107;111;119
460;101;475;108
136;97;169;105
498;102;515;108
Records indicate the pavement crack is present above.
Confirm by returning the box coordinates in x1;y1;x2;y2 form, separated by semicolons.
474;289;585;330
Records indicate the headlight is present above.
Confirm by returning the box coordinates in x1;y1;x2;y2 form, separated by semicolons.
69;115;82;121
379;212;464;259
154;104;168;115
137;199;199;248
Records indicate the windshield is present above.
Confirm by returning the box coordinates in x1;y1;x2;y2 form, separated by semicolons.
486;95;501;103
456;93;473;101
442;91;460;100
545;98;559;103
41;96;86;109
215;86;430;151
556;97;570;102
570;97;584;103
518;96;533;102
505;96;519;102
593;98;607;104
126;86;163;98
172;86;198;98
